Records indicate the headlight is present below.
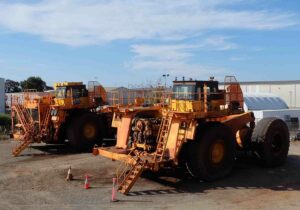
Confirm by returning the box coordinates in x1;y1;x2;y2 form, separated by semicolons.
51;116;58;121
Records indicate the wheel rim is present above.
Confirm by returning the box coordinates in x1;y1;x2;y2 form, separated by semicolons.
83;123;96;139
210;141;225;164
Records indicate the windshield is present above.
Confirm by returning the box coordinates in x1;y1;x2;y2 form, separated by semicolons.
56;87;66;98
173;85;196;100
72;86;88;98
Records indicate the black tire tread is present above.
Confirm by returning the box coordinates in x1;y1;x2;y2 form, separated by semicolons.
67;113;104;151
252;118;290;167
186;123;235;181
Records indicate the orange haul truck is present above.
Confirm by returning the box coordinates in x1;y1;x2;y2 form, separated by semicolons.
93;76;290;194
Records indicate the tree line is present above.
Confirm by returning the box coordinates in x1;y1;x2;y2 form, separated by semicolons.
5;76;53;93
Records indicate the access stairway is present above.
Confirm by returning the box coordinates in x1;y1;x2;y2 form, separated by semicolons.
11;103;35;156
116;115;174;195
117;157;146;195
12;137;32;156
39;107;51;138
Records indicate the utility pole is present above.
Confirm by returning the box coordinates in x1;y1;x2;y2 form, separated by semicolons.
162;74;170;104
162;74;169;89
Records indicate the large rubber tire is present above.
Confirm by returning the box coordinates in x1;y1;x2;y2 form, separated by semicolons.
186;123;235;181
252;118;290;167
67;113;104;151
43;123;55;144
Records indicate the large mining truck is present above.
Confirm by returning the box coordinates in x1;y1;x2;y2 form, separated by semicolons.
93;76;290;194
11;81;114;156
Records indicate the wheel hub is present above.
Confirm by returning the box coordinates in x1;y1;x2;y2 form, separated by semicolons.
83;123;96;139
211;142;225;164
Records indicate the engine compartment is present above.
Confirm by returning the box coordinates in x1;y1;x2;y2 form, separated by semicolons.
130;117;161;151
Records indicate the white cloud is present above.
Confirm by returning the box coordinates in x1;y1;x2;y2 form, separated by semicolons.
131;35;238;58
130;59;226;80
0;0;297;46
201;36;238;51
128;43;229;79
131;44;196;61
128;35;239;78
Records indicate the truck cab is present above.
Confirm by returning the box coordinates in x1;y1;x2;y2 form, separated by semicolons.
171;79;225;113
53;82;90;110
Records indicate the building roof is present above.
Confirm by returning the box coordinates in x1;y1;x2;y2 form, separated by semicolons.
238;80;300;85
219;80;300;86
219;80;300;85
244;93;289;111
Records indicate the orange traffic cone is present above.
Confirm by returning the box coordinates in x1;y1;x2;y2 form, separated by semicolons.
111;177;118;202
84;175;90;189
66;166;73;181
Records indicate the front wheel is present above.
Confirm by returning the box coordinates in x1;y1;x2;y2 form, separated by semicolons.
67;113;104;151
186;123;235;181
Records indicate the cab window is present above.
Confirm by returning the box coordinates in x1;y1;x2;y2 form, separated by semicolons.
173;85;196;100
56;87;66;98
71;86;88;98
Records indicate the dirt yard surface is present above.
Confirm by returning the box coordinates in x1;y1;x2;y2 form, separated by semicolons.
1;140;300;210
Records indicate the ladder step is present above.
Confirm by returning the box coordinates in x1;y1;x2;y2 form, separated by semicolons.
117;160;145;195
12;103;35;157
12;141;31;156
153;116;173;164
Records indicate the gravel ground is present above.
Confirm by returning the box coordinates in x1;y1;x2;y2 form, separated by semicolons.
1;139;300;210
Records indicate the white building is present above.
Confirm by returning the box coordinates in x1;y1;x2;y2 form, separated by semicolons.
239;80;300;109
243;93;300;136
244;93;299;120
0;78;4;113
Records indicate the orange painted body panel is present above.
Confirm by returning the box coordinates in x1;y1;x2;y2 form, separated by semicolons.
116;116;133;149
165;119;180;160
94;147;136;165
221;112;254;134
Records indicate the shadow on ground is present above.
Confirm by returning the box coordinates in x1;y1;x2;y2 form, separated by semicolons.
15;139;116;157
9;139;300;197
128;154;300;196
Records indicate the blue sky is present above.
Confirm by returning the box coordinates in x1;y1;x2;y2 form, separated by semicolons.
0;0;299;87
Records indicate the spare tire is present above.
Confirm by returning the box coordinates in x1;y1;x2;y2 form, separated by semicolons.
185;123;235;181
252;118;290;167
67;113;104;151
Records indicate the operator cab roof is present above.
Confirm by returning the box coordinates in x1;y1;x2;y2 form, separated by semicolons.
54;82;84;87
173;80;219;88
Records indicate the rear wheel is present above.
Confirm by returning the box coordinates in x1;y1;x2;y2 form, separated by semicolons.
67;113;104;151
252;118;290;167
186;123;235;181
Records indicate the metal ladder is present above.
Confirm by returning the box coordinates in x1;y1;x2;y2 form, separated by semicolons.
174;126;187;163
117;158;145;195
13;104;34;133
153;115;173;164
40;107;51;137
12;104;35;156
12;135;32;157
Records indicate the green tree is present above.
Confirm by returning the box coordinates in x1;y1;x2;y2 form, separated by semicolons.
45;85;54;91
20;76;47;92
5;79;21;93
0;114;11;134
